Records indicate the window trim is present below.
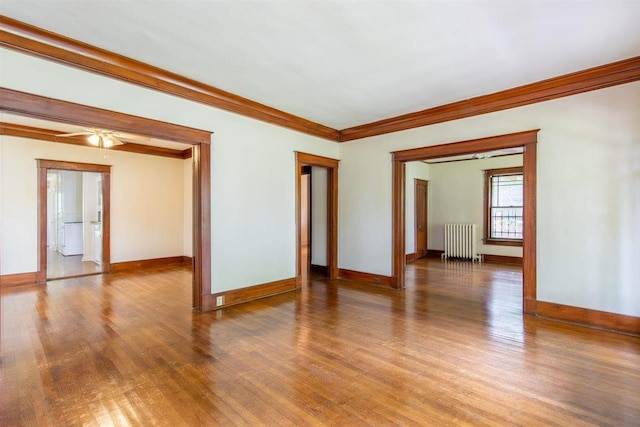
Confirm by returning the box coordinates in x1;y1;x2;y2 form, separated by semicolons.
484;166;524;246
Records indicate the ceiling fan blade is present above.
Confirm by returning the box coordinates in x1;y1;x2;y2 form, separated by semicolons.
109;136;126;146
57;132;91;137
116;132;151;142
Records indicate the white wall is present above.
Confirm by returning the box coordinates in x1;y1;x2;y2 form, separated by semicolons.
310;166;328;266
0;137;187;274
82;171;101;262
183;158;193;258
405;161;430;254
427;155;523;257
301;174;310;245
339;81;640;317
1;48;339;292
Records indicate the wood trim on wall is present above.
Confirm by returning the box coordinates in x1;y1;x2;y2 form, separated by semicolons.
3;90;213;312
0;272;38;288
338;269;393;287
0;123;190;159
482;254;523;265
391;130;538;314
0;88;210;145
537;301;640;336
427;249;445;258
210;277;298;310
522;141;537;314
0;16;338;141
295;152;339;283
37;159;112;283
3;17;639;144
339;56;640;141
192;143;212;311
405;253;418;263
111;256;189;273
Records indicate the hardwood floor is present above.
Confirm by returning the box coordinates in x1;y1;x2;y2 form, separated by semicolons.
1;259;639;426
47;248;102;279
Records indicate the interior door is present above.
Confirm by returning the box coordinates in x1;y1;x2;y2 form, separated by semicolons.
415;179;428;258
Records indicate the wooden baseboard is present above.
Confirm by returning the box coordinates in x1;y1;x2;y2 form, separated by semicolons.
338;268;393;287
427;249;444;258
0;271;38;288
111;256;190;273
405;253;418;263
482;254;523;265
310;264;328;275
537;301;640;335
210;277;297;310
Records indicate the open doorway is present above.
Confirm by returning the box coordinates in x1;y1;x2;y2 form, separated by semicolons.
3;88;212;311
46;169;105;279
38;160;111;281
295;152;339;285
392;130;538;314
405;150;524;265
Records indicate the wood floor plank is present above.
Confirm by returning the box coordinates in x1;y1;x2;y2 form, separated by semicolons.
2;260;639;425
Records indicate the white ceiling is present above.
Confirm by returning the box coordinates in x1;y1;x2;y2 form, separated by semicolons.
2;1;640;130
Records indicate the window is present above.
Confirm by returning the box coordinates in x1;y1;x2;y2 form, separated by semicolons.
484;167;523;246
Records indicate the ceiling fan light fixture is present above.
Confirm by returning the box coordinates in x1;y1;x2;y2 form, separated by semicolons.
88;134;100;145
103;136;114;148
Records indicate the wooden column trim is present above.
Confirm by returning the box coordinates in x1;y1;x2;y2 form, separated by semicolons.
193;143;212;311
36;164;47;284
0;16;338;141
522;141;537;314
391;159;405;289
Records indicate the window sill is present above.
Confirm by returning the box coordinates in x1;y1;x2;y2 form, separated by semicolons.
484;239;523;247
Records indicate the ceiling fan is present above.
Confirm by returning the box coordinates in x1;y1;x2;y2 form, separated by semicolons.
56;128;152;157
56;128;126;148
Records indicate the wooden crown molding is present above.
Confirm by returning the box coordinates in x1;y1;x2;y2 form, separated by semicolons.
0;16;339;141
1;122;191;159
2;17;639;144
0;88;211;145
340;56;640;141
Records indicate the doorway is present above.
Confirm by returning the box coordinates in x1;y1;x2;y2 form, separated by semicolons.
300;166;312;279
46;169;104;279
295;152;339;285
415;179;428;260
392;130;538;314
38;160;111;282
3;88;212;311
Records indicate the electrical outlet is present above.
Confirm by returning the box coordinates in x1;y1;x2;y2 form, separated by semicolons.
216;296;224;306
373;277;381;284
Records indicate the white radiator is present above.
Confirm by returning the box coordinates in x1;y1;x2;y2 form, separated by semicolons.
442;224;481;262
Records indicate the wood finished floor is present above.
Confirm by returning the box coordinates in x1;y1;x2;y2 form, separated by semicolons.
1;258;639;426
47;248;102;279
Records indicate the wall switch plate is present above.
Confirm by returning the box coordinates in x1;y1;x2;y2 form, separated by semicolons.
216;296;224;306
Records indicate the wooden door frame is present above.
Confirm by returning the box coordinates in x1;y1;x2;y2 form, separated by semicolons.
414;178;428;259
37;160;111;281
295;152;339;284
392;130;538;314
1;88;213;312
